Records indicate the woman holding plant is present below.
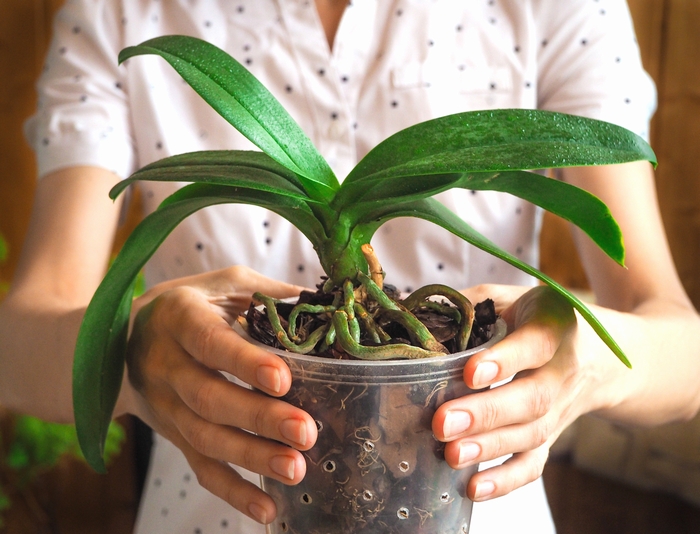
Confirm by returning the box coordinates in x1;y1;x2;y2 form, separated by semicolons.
1;1;699;533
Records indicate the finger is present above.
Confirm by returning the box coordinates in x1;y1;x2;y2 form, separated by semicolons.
178;437;279;524
170;396;307;484
197;266;308;315
465;445;550;502
433;367;561;441
167;356;316;450
160;286;294;396
464;286;576;389
442;412;557;469
464;321;561;390
459;283;531;314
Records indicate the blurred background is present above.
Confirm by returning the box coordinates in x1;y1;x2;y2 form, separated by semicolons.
1;1;699;532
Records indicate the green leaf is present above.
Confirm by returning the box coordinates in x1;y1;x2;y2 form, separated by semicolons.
74;185;327;469
159;183;327;247
110;150;310;200
346;109;656;182
338;109;657;209
110;150;336;232
73;279;134;472
351;198;631;368
119;36;338;203
344;170;625;266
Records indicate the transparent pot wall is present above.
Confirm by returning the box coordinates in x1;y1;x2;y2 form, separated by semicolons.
245;319;505;534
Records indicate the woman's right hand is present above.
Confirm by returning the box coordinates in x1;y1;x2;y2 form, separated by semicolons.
122;266;318;525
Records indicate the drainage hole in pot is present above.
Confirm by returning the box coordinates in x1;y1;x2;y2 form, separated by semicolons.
300;493;312;505
322;460;336;473
362;441;375;452
440;492;451;503
398;461;409;473
362;490;374;501
397;507;409;520
280;522;288;532
315;420;323;432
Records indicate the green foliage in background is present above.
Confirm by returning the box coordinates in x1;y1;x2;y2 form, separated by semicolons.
0;236;138;527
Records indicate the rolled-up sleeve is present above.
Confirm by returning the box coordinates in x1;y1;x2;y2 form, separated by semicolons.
534;0;657;141
25;0;136;179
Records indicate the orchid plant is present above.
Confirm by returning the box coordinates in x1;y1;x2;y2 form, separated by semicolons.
73;35;656;471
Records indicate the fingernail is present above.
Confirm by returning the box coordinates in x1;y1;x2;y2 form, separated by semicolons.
443;410;471;439
269;455;296;481
474;480;496;500
473;361;499;388
280;418;307;447
257;365;281;393
458;441;481;465
248;502;268;524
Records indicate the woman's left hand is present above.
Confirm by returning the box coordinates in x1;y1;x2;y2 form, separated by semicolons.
432;284;600;502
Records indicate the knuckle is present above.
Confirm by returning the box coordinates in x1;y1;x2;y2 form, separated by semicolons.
491;432;509;458
226;265;252;281
194;462;214;492
531;418;552;448
526;381;553;420
249;402;269;436
157;286;192;315
478;397;501;431
192;321;220;360
240;443;259;473
190;379;219;421
535;328;558;362
185;420;214;457
524;449;547;483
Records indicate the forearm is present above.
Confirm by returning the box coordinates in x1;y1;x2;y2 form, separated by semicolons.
0;166;132;422
0;291;141;422
0;294;87;422
582;298;700;426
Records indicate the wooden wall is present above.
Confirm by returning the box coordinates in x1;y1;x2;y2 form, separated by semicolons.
644;1;700;306
0;1;59;287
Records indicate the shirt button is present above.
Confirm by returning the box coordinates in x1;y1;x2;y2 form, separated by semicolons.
328;120;347;139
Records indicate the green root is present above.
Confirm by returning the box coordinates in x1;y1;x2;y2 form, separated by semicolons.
401;285;474;352
253;293;329;354
251;271;475;359
333;311;446;360
374;308;448;354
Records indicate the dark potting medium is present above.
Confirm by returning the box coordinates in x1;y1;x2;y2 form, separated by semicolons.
235;317;506;534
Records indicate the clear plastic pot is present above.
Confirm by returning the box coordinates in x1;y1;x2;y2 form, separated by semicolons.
236;317;506;534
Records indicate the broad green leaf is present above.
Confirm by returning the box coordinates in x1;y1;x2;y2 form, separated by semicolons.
350;198;631;367
341;109;656;205
111;151;336;230
110;150;309;199
74;185;326;471
344;170;625;266
74;278;133;472
119;36;339;203
159;183;327;247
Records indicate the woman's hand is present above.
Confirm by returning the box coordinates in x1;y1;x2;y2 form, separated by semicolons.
432;284;605;502
122;266;318;525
